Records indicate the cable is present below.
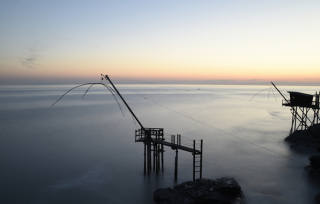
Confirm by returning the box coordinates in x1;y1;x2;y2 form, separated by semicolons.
112;81;308;166
249;88;271;101
110;75;280;105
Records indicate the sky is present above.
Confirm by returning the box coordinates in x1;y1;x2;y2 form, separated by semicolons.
0;0;320;85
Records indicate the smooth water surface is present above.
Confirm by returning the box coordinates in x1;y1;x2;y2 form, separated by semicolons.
1;84;319;204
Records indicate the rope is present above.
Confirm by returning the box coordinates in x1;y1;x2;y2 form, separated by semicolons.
110;75;280;105
112;81;308;166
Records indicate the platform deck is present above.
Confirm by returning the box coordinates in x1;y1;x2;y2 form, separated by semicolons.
136;137;200;153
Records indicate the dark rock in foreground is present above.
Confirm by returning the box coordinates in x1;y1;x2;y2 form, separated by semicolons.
285;124;320;154
304;155;320;202
315;193;320;203
286;124;320;202
153;178;245;204
305;155;320;177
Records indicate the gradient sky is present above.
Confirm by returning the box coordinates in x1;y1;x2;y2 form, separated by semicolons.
0;0;320;85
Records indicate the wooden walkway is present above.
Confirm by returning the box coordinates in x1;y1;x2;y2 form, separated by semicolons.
135;128;203;181
136;137;200;153
103;76;203;181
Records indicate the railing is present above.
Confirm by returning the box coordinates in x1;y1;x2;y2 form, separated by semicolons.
135;128;203;181
136;129;202;153
164;134;202;152
312;100;320;109
135;129;144;141
135;128;164;142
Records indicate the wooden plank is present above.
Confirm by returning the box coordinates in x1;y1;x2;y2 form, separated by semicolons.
136;137;201;153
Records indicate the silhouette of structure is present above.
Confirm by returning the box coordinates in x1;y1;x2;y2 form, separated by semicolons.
101;75;203;181
135;129;203;181
104;75;203;181
272;82;320;134
52;75;203;181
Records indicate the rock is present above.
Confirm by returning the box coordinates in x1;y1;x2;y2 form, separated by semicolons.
153;188;173;203
153;178;245;204
289;125;320;203
310;155;320;168
316;193;320;203
305;155;320;176
285;124;320;154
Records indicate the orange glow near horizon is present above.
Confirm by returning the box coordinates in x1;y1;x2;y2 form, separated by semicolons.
1;60;319;84
1;1;320;85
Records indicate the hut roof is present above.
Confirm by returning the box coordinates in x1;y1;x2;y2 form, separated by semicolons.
287;91;313;97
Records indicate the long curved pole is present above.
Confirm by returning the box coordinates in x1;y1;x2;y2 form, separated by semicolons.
104;74;145;130
271;81;308;128
271;82;288;102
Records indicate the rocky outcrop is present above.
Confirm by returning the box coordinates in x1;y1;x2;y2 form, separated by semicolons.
285;124;320;154
285;124;320;202
305;155;320;176
304;155;320;203
153;178;245;204
309;155;320;175
315;193;320;203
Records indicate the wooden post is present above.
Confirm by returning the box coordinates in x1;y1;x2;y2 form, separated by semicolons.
305;108;308;129
317;91;320;124
293;107;298;131
193;140;195;182
144;142;146;174
155;135;159;174
153;143;155;170
157;146;159;173
171;135;175;149
161;141;164;171
155;132;159;174
312;92;316;126
174;148;178;180
290;108;294;134
155;133;159;174
146;130;151;174
200;139;203;179
301;107;304;130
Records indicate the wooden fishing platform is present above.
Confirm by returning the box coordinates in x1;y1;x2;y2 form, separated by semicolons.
104;75;203;181
272;82;320;134
53;74;204;182
283;91;320;134
135;128;203;181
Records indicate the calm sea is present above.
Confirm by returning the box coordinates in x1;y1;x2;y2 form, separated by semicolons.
0;84;319;204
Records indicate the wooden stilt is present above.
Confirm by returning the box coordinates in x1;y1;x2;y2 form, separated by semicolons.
174;148;178;180
200;140;203;179
153;143;155;170
144;142;146;174
136;128;203;181
193;140;195;182
161;143;164;171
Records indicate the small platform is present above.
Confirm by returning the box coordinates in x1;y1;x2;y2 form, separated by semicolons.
136;137;201;153
135;128;203;181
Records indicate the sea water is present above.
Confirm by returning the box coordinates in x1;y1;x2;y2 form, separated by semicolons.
0;84;319;204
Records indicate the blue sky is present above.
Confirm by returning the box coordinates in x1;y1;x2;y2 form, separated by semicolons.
1;0;320;85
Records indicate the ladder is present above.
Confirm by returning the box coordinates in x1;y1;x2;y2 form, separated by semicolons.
193;140;203;181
